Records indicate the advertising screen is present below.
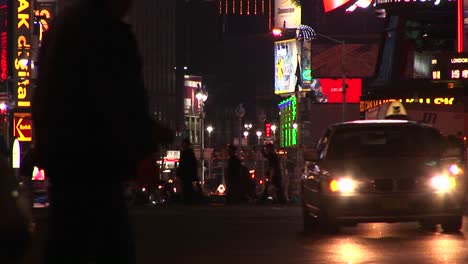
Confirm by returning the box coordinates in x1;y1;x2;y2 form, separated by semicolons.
274;39;312;95
374;0;456;11
431;53;468;80
0;0;7;83
274;0;301;29
275;39;299;95
464;0;468;51
310;78;362;103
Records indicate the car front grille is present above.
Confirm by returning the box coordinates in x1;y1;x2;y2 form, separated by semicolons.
373;179;394;191
365;178;418;192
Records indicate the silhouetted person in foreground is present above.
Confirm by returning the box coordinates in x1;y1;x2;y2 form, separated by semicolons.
32;0;172;263
176;139;200;205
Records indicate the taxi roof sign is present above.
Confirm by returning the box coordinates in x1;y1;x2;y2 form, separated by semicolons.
385;101;408;118
365;101;408;120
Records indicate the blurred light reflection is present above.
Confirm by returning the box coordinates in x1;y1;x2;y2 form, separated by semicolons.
329;239;375;264
428;237;460;263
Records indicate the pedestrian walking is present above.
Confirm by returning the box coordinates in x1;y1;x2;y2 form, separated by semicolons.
176;139;201;205
31;0;172;263
225;145;250;204
261;143;287;204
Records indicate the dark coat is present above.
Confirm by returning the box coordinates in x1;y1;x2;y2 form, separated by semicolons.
31;1;170;183
176;148;198;183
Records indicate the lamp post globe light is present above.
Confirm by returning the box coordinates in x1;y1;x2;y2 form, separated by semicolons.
271;124;277;146
244;123;252;130
256;130;262;145
243;131;249;139
196;84;208;190
206;125;213;148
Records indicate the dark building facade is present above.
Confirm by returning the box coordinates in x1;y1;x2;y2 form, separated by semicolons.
130;0;180;137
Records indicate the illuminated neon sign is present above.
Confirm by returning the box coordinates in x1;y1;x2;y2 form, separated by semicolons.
278;96;297;147
14;0;32;108
360;97;457;112
374;0;456;8
0;3;7;82
34;0;55;42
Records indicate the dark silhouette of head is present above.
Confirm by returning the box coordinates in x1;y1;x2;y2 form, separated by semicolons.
82;0;134;19
264;143;275;154
227;144;237;156
182;138;191;149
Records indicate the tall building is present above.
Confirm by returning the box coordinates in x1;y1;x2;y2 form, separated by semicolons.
130;0;180;138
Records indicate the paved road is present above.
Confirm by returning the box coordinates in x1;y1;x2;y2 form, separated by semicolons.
19;204;468;264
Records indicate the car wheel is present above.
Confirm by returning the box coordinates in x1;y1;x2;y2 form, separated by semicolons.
441;215;463;233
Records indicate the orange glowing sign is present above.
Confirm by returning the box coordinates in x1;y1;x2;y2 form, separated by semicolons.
14;0;32;109
13;112;32;142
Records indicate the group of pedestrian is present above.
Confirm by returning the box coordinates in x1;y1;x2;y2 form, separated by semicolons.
222;143;288;205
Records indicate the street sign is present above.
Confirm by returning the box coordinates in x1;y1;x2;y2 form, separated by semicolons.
166;150;180;160
13;113;32;142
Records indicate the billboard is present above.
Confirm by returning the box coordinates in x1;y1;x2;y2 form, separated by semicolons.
274;0;301;29
310;78;362;103
464;0;468;52
274;39;312;95
183;75;202;116
431;53;468;80
374;0;456;11
12;0;32;109
0;0;7;83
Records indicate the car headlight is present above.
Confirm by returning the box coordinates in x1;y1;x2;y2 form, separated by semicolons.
448;164;462;175
329;178;356;193
430;175;456;192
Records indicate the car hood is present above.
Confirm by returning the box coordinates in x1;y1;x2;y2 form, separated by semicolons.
319;157;442;179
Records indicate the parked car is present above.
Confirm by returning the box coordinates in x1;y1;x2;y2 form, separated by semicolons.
301;119;466;233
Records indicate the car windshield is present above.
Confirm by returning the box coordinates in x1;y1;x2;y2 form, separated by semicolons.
326;125;444;159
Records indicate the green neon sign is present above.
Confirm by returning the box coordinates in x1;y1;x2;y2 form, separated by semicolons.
302;69;312;81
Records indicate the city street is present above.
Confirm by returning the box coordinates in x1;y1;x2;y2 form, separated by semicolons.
17;203;468;264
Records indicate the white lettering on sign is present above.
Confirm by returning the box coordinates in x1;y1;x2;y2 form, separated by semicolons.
375;0;453;5
451;58;468;63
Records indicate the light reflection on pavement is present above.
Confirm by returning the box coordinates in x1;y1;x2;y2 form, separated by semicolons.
301;221;468;264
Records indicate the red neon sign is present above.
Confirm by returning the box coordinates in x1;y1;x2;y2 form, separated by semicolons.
323;0;350;12
265;123;271;138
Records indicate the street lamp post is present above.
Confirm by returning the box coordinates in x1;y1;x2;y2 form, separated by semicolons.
235;103;245;157
206;125;213;180
196;84;208;190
